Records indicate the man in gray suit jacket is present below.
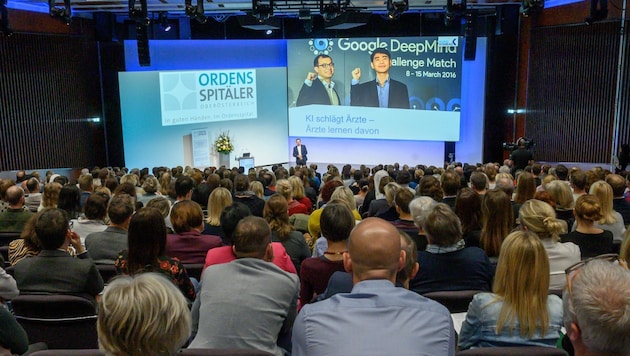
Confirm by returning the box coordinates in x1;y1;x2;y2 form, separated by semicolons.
189;216;299;356
85;194;134;264
14;209;104;300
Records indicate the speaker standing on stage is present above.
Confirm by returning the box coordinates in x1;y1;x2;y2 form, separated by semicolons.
293;138;308;167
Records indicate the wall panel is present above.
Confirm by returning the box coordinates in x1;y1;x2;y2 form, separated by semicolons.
525;21;621;163
0;33;104;171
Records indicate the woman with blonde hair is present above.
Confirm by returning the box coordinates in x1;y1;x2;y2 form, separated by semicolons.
264;194;310;273
545;180;575;229
518;199;580;290
203;187;232;243
561;194;613;258
38;182;62;211
288;176;313;213
276;179;308;216
588;180;626;242
459;230;563;349
368;181;400;221
248;180;264;199
97;273;191;356
480;189;513;261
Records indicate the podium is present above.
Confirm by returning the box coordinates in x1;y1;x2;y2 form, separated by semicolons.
237;156;255;172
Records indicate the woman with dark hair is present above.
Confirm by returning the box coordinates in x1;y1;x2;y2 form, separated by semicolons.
307;179;344;239
38;182;62;212
9;210;44;265
71;191;109;245
480;189;514;262
417;175;444;202
114;207;196;302
454;187;482;248
57;184;82;220
264;194;310;274
514;172;536;204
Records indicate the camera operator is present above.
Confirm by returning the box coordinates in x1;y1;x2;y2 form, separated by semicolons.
510;138;533;174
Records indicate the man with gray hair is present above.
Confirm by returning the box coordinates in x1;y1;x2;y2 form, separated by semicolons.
563;259;630;356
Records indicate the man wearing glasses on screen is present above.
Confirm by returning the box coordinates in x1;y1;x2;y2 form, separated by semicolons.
295;55;341;107
350;48;409;109
562;255;630;356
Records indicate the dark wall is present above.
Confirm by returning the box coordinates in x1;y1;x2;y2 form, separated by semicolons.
525;21;628;162
0;33;105;171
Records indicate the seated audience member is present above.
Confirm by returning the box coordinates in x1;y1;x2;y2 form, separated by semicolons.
571;170;588;202
300;202;354;306
480;189;514;262
97;273;191;356
353;178;369;210
359;170;386;217
519;199;580;290
24;177;42;212
14;209;104;299
546;180;576;231
440;169;461;209
0;306;29;355
318;229;420;300
307;179;344;238
276;179;308;216
137;175;160;206
563;259;630;356
165;200;222;264
292;218;455;356
203;187;232;243
289;175;313;213
8;210;43;266
38;181;62;211
190;216;299;356
408;196;437;251
248;180;264;199
391;189;418;237
561;194;613;258
204;203;296;274
0;185;33;232
459;230;563;349
454;187;483;248
85;194;135;264
417;175;444;202
115;207;196;302
264;194;310;274
144;196;172;233
410;203;494;295
470;172;489;196
57;184;82;220
587;180;626;242
311;189;362;257
71;192;109;245
232;174;265;217
606;173;630;225
78;173;94;209
369;182;400;221
0;265;19;301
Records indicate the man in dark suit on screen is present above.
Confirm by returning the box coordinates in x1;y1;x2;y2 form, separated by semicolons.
293;138;308;167
295;54;341;107
350;48;410;109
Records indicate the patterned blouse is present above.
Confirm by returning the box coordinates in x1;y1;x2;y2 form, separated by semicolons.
114;250;196;302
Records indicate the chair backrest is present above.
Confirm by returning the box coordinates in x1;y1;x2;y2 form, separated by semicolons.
11;294;99;349
179;349;273;356
456;346;568;355
96;264;118;284
422;290;483;313
0;232;21;247
183;263;204;281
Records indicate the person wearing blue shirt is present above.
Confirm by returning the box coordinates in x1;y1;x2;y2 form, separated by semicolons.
292;217;456;355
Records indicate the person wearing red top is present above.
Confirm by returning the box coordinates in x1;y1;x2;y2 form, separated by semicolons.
276;179;308;216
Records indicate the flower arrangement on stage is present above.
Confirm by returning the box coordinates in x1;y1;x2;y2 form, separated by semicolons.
215;131;234;154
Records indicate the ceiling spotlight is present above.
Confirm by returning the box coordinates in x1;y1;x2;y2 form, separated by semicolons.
387;0;408;20
158;12;171;32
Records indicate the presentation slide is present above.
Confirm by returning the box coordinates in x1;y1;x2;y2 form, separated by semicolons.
287;36;463;142
120;39;484;169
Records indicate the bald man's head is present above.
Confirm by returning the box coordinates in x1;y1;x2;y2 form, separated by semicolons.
345;217;404;283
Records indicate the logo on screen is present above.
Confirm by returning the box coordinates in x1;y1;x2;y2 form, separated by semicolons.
160;72;197;111
309;38;334;55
